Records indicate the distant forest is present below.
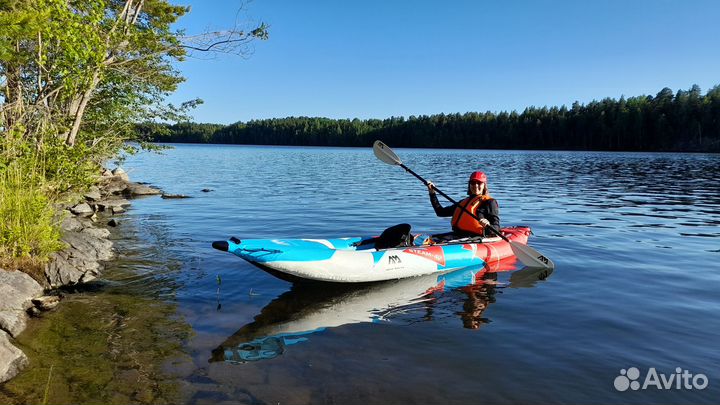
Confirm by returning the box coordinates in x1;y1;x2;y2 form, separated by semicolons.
139;85;720;152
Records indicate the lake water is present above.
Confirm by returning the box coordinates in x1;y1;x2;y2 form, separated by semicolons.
2;144;719;404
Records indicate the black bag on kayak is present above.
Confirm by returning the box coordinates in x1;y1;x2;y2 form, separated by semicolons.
375;223;413;250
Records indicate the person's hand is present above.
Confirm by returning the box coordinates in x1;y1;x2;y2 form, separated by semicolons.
479;218;490;227
427;181;436;194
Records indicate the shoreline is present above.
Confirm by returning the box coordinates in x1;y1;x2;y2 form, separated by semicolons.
149;142;720;155
0;169;163;383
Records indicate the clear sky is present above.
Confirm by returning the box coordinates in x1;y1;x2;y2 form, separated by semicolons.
169;0;720;124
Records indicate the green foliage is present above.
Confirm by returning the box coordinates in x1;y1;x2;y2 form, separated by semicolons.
0;0;199;149
0;162;63;260
40;137;101;195
0;0;267;267
147;85;720;152
0;128;65;261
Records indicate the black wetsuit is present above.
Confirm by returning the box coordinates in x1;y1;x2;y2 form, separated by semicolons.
429;193;500;237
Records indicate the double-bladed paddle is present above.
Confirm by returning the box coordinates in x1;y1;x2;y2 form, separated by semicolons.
373;140;554;270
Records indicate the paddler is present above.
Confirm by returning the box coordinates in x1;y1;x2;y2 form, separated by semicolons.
426;171;500;237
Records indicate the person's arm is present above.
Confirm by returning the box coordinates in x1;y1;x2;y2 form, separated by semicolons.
428;182;455;217
480;199;500;233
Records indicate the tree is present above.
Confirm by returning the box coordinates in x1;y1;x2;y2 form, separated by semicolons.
1;0;268;150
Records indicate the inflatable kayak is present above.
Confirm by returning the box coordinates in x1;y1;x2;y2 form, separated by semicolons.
212;226;532;283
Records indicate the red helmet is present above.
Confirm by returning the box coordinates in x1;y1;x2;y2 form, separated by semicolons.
468;171;487;184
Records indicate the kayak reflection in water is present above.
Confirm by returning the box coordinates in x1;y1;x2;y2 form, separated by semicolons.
210;263;553;364
427;171;500;237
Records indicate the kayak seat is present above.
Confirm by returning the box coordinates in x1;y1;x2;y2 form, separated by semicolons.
375;223;414;250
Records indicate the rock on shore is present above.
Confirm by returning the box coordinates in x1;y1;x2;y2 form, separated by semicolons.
0;168;162;383
0;270;42;383
44;216;114;288
0;330;28;384
0;270;43;338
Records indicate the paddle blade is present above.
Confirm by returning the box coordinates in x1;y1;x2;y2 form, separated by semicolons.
373;140;402;165
510;241;555;270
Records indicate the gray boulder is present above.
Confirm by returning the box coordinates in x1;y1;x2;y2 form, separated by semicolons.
60;215;84;232
0;330;28;383
99;176;129;195
126;183;162;196
82;227;111;240
44;221;115;288
111;167;130;182
84;186;102;202
96;198;131;212
70;202;94;217
45;251;85;288
0;270;44;337
63;230;114;262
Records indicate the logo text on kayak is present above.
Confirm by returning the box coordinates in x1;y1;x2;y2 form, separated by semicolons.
614;367;709;392
403;246;446;266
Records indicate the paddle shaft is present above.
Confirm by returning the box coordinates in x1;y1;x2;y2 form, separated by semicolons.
397;163;510;243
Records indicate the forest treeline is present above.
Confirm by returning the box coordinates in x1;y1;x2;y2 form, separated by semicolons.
141;84;720;152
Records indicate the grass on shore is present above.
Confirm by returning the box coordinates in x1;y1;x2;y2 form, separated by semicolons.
1;131;99;275
0;164;63;267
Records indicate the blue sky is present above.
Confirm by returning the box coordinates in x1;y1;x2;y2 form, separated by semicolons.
169;0;720;124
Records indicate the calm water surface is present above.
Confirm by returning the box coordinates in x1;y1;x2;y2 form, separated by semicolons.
3;145;719;404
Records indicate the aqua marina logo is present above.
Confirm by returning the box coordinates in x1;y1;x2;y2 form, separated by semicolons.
614;367;709;392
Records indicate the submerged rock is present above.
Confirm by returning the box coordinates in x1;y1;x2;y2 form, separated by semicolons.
161;193;191;199
31;296;61;311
